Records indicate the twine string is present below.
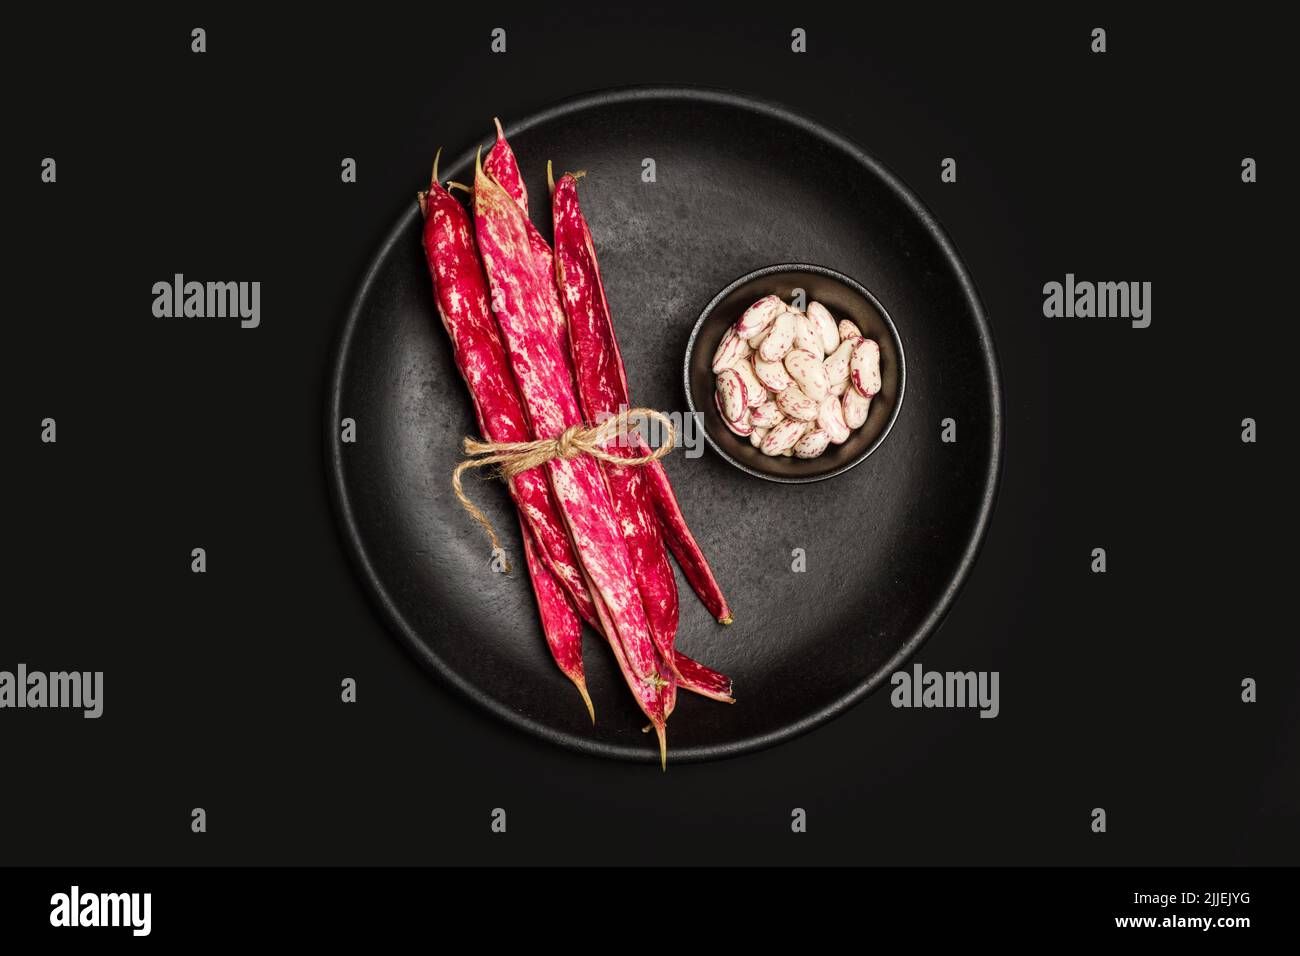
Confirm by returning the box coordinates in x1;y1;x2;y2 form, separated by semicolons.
452;407;676;569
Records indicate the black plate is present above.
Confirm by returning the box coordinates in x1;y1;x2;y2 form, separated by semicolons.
686;263;907;482
328;86;1002;762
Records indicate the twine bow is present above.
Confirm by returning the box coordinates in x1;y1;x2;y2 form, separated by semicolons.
452;407;676;570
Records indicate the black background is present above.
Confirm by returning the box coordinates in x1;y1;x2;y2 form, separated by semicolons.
5;6;1295;866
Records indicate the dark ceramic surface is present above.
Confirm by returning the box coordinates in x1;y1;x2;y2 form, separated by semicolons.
328;87;1002;762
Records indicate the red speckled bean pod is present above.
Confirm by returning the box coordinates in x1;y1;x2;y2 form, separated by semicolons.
419;167;595;715
485;122;578;389
544;172;681;676
520;520;593;722
474;152;673;764
489;127;731;705
671;650;733;703
484;117;528;215
550;170;735;630
551;169;733;703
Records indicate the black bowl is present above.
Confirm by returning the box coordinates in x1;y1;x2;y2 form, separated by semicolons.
685;264;906;482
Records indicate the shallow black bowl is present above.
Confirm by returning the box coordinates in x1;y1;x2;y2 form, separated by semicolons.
686;263;906;482
328;86;1002;762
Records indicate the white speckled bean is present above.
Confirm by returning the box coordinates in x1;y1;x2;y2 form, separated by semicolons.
715;367;747;421
750;400;784;428
850;339;881;398
760;417;806;456
818;393;850;444
783;348;829;402
792;313;825;361
758;310;796;362
715;393;753;435
733;357;766;407
735;295;784;339
794;427;830;458
822;337;857;390
843;387;871;428
711;326;751;373
717;304;881;463
753;353;792;392
775;383;819;421
807;302;840;355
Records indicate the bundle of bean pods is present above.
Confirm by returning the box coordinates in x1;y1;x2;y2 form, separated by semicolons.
712;296;881;457
417;121;733;766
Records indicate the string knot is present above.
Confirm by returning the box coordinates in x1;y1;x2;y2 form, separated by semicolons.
451;407;677;571
556;423;587;460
